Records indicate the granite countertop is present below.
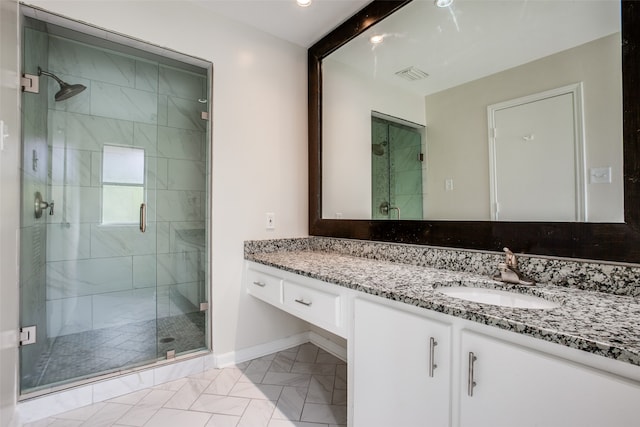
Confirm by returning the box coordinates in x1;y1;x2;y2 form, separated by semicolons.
246;250;640;367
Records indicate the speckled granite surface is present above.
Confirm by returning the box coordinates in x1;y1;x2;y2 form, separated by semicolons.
245;237;640;367
246;237;640;296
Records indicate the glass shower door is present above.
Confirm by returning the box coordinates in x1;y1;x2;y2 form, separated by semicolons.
153;64;209;360
20;88;160;392
19;14;210;395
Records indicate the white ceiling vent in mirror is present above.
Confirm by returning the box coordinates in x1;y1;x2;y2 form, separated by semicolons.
395;66;429;81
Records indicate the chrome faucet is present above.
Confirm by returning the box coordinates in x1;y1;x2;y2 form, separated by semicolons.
492;247;536;286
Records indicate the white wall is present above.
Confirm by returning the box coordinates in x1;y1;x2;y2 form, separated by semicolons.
0;0;21;424
17;0;309;365
322;58;425;219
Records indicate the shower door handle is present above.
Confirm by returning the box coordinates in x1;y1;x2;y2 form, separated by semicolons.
140;203;147;233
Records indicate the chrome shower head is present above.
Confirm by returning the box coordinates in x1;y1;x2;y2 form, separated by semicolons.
372;144;385;156
372;140;388;156
38;67;86;101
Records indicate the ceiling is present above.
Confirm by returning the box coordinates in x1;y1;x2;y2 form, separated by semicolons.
191;0;371;48
327;0;621;97
189;0;621;95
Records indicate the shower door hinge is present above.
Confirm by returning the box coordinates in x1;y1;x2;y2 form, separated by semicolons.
21;74;40;94
201;111;209;121
166;350;176;360
19;326;37;346
199;302;209;311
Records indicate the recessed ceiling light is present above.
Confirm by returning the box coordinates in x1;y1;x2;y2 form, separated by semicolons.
370;34;384;44
435;0;453;7
297;0;312;7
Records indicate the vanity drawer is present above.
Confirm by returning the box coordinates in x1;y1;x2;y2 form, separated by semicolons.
246;266;282;304
283;280;342;329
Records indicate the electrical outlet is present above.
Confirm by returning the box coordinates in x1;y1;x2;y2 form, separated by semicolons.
266;212;275;230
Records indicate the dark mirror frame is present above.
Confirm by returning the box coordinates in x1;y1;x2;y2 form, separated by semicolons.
309;0;640;263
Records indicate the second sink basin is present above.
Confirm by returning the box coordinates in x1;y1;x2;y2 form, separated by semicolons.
436;286;560;309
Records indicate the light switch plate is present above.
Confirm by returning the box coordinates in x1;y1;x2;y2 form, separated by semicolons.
590;167;611;184
0;120;8;151
445;179;454;191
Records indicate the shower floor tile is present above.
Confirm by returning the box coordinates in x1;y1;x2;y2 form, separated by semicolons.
24;343;347;427
22;312;206;392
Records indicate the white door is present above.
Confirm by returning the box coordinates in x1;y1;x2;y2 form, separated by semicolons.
488;85;585;221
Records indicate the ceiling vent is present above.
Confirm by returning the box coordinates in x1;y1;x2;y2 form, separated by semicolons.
395;66;429;81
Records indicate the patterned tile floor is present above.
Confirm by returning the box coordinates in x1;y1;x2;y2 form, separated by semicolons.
22;313;207;393
24;343;348;427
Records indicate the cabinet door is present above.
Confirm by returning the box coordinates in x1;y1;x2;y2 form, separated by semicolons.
353;298;451;427
460;330;640;427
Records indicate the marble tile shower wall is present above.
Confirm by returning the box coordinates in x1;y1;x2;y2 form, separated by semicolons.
245;237;640;297
43;35;207;337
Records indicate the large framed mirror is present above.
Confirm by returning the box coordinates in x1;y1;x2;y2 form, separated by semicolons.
309;0;640;263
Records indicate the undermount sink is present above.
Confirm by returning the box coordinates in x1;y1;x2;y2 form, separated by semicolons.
436;286;560;309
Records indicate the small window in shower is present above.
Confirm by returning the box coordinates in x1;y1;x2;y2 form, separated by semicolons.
101;145;145;224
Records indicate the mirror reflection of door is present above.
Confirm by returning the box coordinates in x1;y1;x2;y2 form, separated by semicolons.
371;114;424;220
488;85;586;221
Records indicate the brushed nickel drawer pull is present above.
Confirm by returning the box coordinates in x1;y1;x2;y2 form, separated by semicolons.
294;298;312;306
253;281;266;287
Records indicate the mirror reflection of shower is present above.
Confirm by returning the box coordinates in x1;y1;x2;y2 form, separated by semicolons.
371;113;425;220
38;66;86;101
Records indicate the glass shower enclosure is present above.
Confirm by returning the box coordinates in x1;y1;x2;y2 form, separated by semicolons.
19;10;210;395
371;115;424;220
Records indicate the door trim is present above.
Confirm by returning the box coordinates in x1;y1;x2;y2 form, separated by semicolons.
487;83;586;221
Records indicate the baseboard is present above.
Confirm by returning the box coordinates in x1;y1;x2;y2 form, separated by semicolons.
308;330;347;362
213;332;311;368
213;330;348;367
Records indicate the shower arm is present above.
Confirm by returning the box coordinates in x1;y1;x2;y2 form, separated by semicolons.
38;67;65;86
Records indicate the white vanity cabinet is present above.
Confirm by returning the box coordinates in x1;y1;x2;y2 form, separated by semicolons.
351;294;640;427
353;298;452;427
459;330;640;427
245;261;640;427
245;261;349;338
